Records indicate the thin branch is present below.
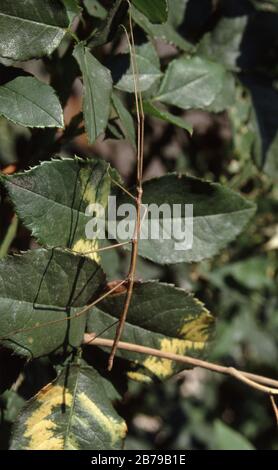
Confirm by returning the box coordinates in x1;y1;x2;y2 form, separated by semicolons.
84;335;278;396
270;395;278;426
69;240;131;256
107;3;144;371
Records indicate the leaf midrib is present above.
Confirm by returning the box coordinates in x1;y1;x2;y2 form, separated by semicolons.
0;11;66;30
5;180;88;219
95;308;209;346
156;71;217;101
0;81;63;126
64;367;80;450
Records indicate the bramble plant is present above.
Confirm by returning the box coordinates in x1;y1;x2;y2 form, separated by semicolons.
0;0;277;451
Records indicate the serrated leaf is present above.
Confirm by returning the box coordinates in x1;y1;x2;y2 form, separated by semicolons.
0;77;64;128
0;0;76;61
73;44;113;143
0;249;105;358
116;174;256;264
132;0;168;24
131;4;194;52
112;93;136;148
155;56;235;113
87;281;215;380
111;43;162;93
197;17;248;71
143;101;193;135
11;362;126;450
2;157;113;253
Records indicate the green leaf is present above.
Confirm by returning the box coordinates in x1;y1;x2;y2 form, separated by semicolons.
87;281;215;380
116;174;256;264
197;17;248;71
213;421;255;450
112;93;136;148
84;0;107;19
62;0;80;22
0;77;64;128
11;362;126;450
1;157;112;253
155;56;235;113
131;4;194;52
246;79;278;179
112;43;162;93
132;0;168;24
209;256;274;291
167;0;188;28
228;84;254;163
143;101;193;135
73;44;113;143
0;0;76;60
0;248;105;358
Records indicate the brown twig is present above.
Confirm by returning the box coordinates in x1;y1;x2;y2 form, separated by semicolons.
107;4;145;371
84;335;278;396
69;240;131;256
270;395;278;426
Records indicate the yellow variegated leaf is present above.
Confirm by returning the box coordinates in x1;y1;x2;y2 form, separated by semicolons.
87;281;215;381
2;157;113;256
11;363;127;450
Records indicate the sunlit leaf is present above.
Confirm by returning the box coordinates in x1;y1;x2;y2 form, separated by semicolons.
74;44;113;143
2;157;113;252
11;362;126;450
0;0;77;60
155;56;235;113
0;77;64;128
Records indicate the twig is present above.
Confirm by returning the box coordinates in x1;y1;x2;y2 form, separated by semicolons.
84;335;278;396
270;395;278;426
69;240;131;256
107;3;144;371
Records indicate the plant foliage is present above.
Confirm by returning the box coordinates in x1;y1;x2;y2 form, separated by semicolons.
0;0;277;451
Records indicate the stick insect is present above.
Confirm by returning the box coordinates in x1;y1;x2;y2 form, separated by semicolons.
2;3;278;410
0;1;145;372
